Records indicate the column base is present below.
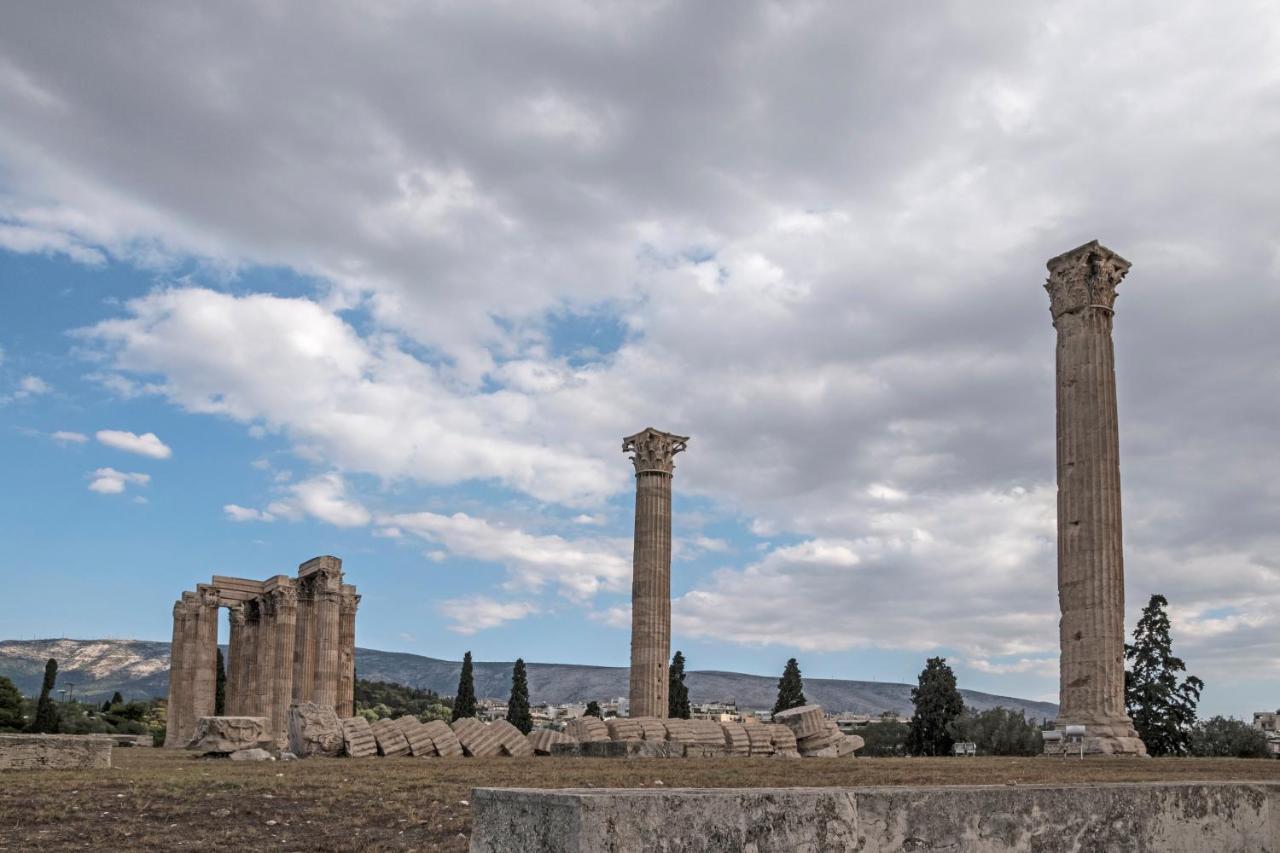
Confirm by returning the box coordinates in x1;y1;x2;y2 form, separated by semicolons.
1043;720;1148;757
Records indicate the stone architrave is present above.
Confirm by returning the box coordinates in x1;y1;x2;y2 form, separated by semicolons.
337;585;359;718
622;427;689;719
1044;241;1147;757
225;603;246;716
163;597;188;748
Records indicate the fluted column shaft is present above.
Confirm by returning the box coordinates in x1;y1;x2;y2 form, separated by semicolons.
630;471;673;717
164;598;188;747
250;598;273;721
240;602;260;716
176;592;201;744
191;588;220;723
311;571;342;710
269;585;298;747
337;587;359;718
623;428;688;719
226;604;245;716
292;577;316;704
1045;240;1144;755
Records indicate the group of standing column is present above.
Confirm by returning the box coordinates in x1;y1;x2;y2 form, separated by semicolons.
163;556;359;748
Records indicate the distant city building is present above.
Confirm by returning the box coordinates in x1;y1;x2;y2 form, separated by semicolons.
1253;711;1280;758
691;701;739;722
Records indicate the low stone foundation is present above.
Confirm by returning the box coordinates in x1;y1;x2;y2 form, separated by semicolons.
469;781;1280;852
0;734;113;771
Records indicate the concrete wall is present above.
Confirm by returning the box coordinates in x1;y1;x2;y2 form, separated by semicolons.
470;782;1280;853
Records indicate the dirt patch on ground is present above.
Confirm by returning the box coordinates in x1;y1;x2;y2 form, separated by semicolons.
2;749;1276;851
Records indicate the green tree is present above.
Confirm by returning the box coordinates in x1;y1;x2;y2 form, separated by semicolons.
1189;716;1271;759
772;658;807;715
506;658;532;734
947;707;1043;756
1125;594;1203;756
214;648;227;716
584;700;602;719
30;658;59;733
906;657;963;756
668;650;691;719
110;691;124;706
858;719;911;756
452;651;477;721
0;676;25;731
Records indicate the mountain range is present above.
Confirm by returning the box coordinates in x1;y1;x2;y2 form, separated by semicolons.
0;638;1059;719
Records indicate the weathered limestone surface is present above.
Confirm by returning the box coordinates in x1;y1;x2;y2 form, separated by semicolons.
0;735;112;770
287;702;343;758
394;716;438;757
551;740;684;759
743;721;774;755
1044;241;1146;756
527;728;574;755
340;716;377;758
767;724;799;756
489;719;536;757
422;719;464;757
634;717;668;741
163;596;190;747
452;718;504;758
720;721;750;756
623;427;688;719
267;581;297;748
469;782;1280;853
564;717;609;743
337;584;359;718
774;704;824;739
188;716;272;754
371;718;412;757
605;718;643;742
228;747;273;761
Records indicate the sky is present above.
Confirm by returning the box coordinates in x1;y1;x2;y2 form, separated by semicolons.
0;1;1277;718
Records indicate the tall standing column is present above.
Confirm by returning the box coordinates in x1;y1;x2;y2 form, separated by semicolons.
226;603;245;716
337;585;360;718
241;599;262;717
191;586;221;723
269;581;298;747
176;592;202;744
292;575;316;704
163;598;188;747
1044;240;1146;756
623;427;689;718
307;557;343;711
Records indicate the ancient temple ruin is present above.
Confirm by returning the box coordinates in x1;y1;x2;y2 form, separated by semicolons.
623;427;689;719
1043;241;1146;756
164;555;358;748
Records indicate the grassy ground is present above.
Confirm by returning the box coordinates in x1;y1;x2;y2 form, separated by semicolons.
2;749;1277;852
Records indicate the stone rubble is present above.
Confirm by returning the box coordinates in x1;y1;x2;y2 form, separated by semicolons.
287;703;344;758
188;716;273;755
339;716;377;758
370;718;411;757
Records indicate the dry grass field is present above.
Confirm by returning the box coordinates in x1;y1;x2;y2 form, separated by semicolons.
2;749;1277;852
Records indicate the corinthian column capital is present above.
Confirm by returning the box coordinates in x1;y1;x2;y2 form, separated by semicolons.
623;427;689;476
1045;240;1130;320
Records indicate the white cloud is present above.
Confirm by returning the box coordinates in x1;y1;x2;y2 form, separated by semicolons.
95;429;172;459
223;504;275;523
51;430;88;443
270;472;370;528
438;596;538;635
87;467;149;495
13;375;50;398
385;510;630;600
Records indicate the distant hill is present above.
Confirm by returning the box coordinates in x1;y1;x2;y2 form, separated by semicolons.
0;638;1059;720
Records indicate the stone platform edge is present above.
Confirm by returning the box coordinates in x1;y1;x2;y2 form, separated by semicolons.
469;780;1280;853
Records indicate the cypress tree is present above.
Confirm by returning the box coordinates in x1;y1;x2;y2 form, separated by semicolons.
0;676;25;731
31;658;59;733
452;651;477;721
906;657;964;756
215;648;227;716
1125;594;1203;756
584;700;602;719
772;658;806;714
110;691;124;707
506;658;532;734
668;651;691;719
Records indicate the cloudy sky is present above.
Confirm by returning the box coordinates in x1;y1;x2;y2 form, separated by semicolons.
1;1;1276;716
